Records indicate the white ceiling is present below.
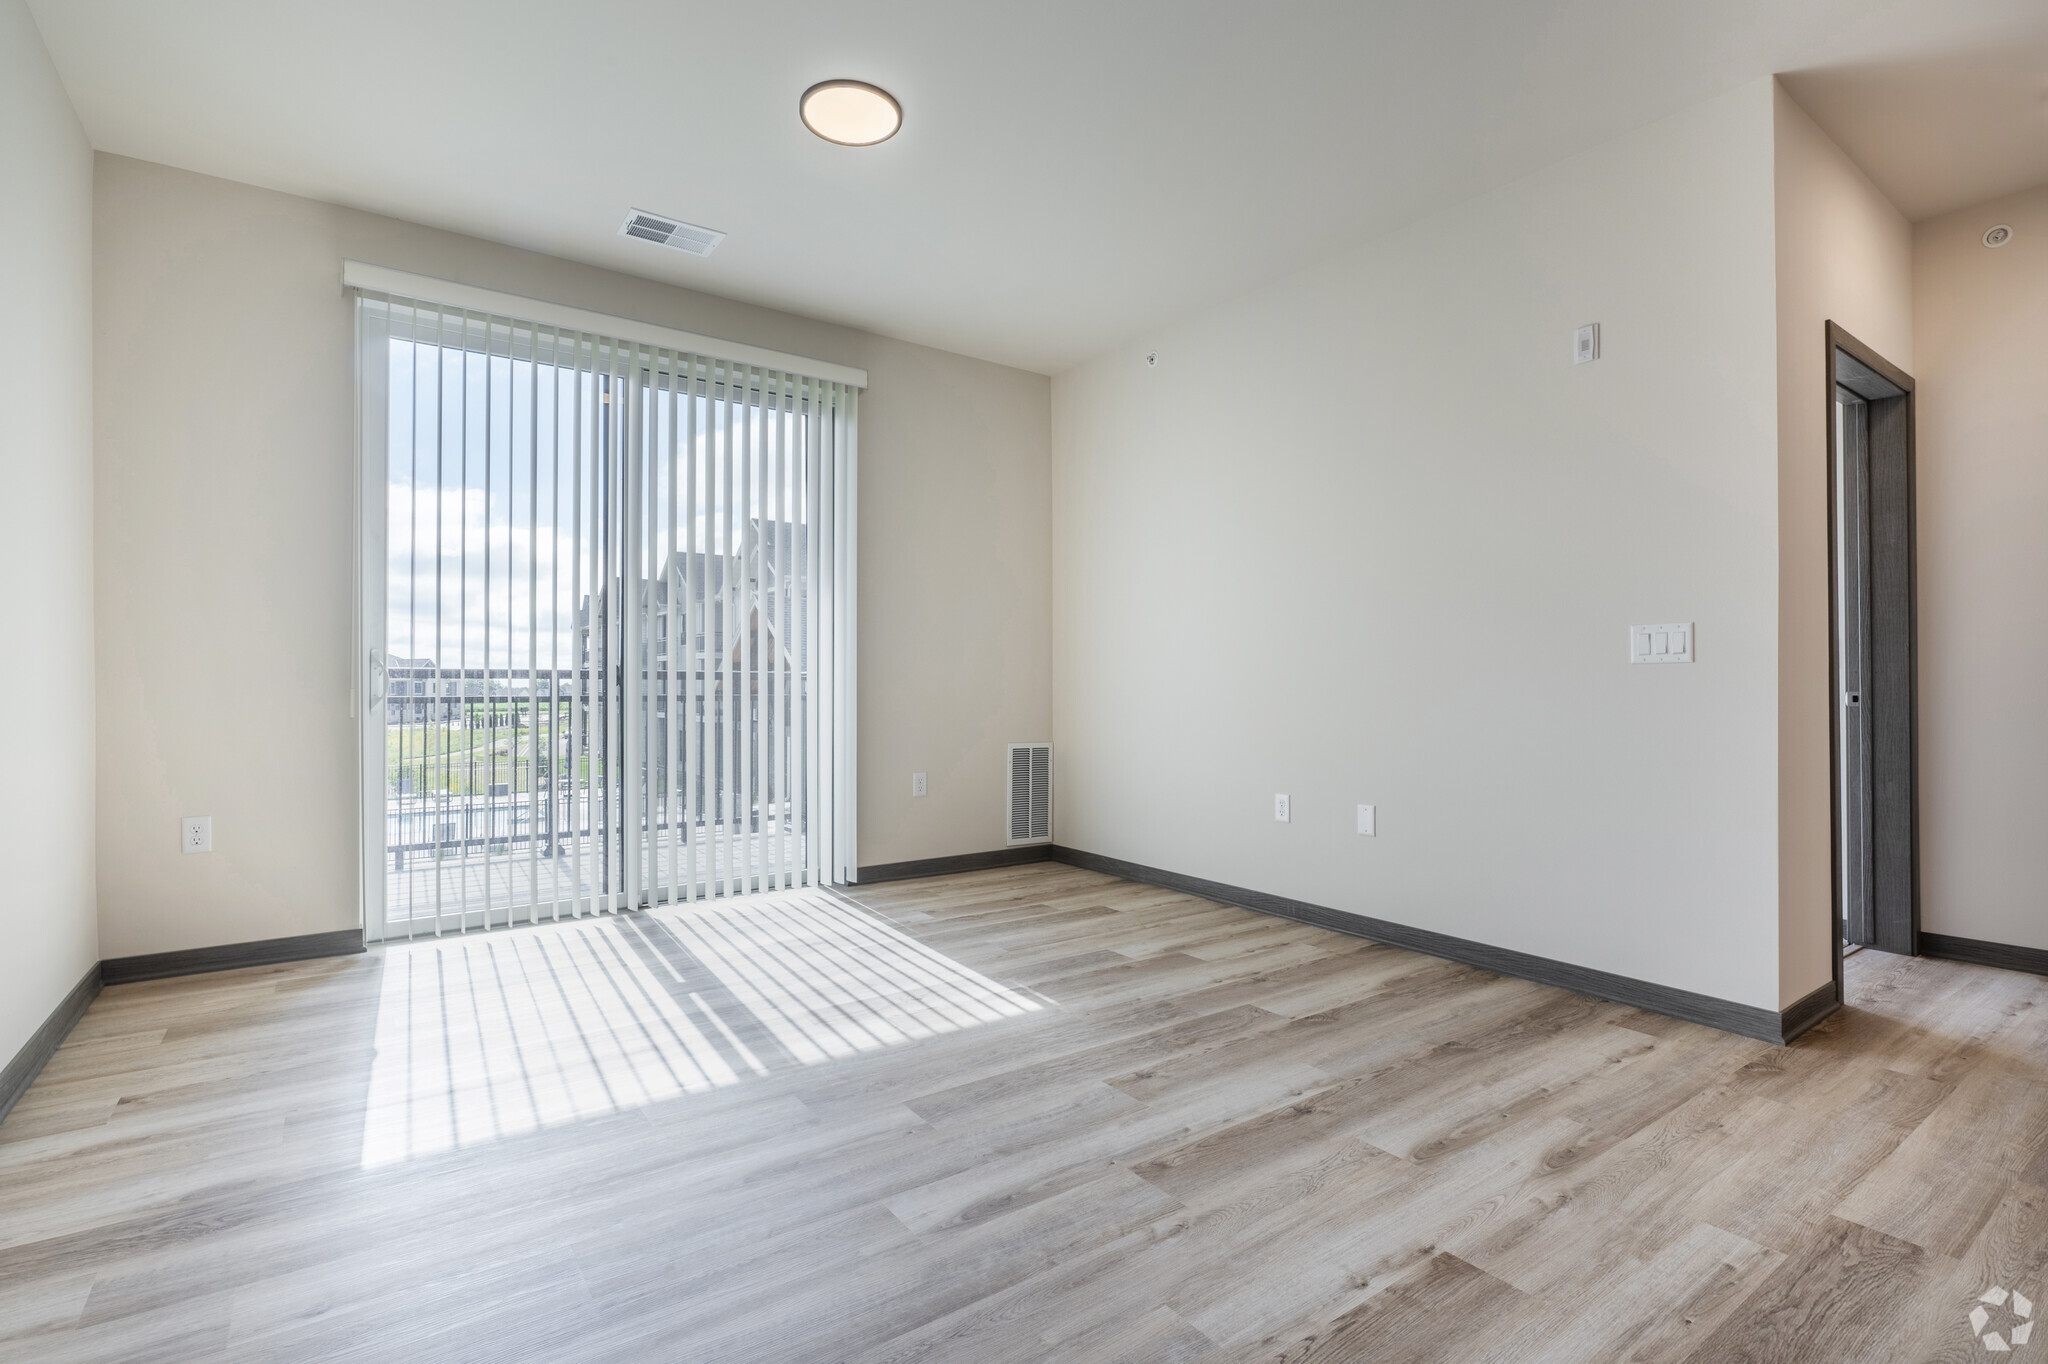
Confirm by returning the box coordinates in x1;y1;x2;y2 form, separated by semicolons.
1780;2;2048;222
27;0;2048;373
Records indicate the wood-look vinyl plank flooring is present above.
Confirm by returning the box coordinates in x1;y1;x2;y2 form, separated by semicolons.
6;863;2048;1361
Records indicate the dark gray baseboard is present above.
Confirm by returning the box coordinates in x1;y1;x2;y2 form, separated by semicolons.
857;845;1054;884
1049;845;1835;1046
5;930;367;1127
101;929;366;986
1779;979;1840;1044
1921;932;2048;978
1;963;103;1125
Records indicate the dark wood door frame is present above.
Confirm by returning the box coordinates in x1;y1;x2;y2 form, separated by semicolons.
1825;320;1919;1007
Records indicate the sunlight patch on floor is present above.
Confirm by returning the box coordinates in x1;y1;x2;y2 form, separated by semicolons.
361;890;1040;1168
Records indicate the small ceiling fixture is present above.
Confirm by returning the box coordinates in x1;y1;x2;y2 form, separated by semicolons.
801;80;901;146
1985;224;2014;248
619;209;724;257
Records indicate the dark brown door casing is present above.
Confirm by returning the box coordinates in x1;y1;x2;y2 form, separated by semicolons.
1827;322;1918;972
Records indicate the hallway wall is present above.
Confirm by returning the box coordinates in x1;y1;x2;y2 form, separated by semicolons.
1914;182;2048;954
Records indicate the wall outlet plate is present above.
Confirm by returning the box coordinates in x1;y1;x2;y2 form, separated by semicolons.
1574;323;1600;364
911;772;927;797
1274;794;1290;823
1357;804;1375;836
182;816;213;853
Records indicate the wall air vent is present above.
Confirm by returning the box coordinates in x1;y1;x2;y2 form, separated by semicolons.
618;209;725;257
1007;743;1052;846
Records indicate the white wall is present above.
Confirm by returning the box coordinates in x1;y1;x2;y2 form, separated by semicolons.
94;155;1048;958
1914;183;2048;952
0;0;98;1061
1053;81;1791;1010
1770;84;1913;1003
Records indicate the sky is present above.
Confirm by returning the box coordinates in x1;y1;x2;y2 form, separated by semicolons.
383;338;811;675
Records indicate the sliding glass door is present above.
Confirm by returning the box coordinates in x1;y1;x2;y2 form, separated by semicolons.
354;292;856;941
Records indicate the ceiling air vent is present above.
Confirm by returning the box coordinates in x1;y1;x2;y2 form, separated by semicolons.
619;209;725;257
1007;743;1052;846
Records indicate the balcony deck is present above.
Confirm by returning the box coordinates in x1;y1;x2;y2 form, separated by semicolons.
384;798;807;931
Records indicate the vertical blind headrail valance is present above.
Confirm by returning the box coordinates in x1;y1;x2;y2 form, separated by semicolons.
342;261;868;390
356;299;852;410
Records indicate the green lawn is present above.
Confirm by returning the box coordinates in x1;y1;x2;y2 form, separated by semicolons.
386;704;589;796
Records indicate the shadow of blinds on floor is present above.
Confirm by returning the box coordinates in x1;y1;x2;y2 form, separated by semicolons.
360;889;1041;1168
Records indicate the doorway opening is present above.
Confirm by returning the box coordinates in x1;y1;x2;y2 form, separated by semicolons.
1828;322;1918;998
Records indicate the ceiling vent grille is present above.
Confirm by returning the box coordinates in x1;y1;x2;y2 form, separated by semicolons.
1007;743;1052;846
619;209;725;257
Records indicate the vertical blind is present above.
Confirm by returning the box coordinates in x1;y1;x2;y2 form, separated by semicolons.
352;278;858;941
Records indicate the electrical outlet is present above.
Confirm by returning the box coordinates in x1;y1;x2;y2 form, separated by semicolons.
1274;794;1290;823
182;816;213;853
1357;804;1375;837
911;772;927;798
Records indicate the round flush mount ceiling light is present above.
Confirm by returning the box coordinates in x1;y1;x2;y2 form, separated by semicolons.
1985;224;2014;248
801;80;902;146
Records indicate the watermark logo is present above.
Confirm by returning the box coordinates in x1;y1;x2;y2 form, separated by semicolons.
1970;1286;2034;1352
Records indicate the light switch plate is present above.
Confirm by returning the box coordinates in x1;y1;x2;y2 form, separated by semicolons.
1357;804;1375;836
182;816;213;853
911;772;927;797
1630;623;1694;664
1274;794;1290;823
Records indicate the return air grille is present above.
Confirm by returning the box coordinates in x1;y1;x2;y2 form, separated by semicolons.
618;209;725;257
1007;743;1052;846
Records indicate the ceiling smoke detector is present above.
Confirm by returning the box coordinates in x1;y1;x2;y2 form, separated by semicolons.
1985;224;2014;248
619;210;725;257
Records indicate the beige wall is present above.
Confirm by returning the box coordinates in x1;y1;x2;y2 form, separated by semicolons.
1770;84;1913;1004
1914;183;2048;951
0;0;98;1063
1053;82;1790;1010
94;154;1048;957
